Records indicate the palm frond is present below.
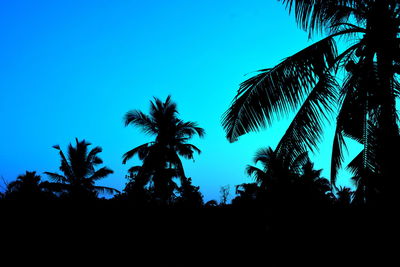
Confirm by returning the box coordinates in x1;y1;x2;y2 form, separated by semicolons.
89;167;114;181
346;150;363;176
290;151;310;174
330;126;347;185
253;147;275;168
44;172;68;183
222;36;337;142
177;121;205;138
276;73;338;163
52;145;74;179
245;165;266;185
124;110;157;135
280;0;360;34
122;143;152;164
94;186;120;195
176;143;201;159
41;182;69;192
86;146;103;166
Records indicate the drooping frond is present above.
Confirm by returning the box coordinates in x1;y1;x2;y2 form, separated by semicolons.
176;121;205;138
276;73;338;163
245;165;267;185
41;182;69;192
122;143;152;164
222;36;337;142
124;110;157;135
253;147;276;170
86;146;103;166
347;150;363;176
44;172;68;183
94;186;120;195
331;59;376;184
280;0;361;34
331;126;347;185
89;167;114;181
176;143;201;160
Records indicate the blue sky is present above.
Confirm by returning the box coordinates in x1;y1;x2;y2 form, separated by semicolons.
0;0;361;201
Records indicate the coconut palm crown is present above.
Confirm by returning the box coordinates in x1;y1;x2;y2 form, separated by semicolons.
123;95;205;202
45;138;119;199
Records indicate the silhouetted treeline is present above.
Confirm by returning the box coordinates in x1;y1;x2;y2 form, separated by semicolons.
0;97;382;209
0;93;394;267
2;1;400;264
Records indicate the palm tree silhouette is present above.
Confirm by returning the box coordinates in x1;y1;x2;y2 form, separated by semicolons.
231;183;260;207
44;138;119;200
335;186;354;207
246;147;309;205
246;147;308;188
5;171;54;200
296;160;333;205
123;96;205;205
222;1;400;205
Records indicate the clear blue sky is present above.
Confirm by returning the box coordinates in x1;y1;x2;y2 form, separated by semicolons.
0;0;361;201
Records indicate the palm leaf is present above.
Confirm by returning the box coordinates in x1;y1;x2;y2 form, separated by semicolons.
222;36;337;142
44;172;68;183
276;73;338;163
245;165;267;185
89;167;114;181
94;186;120;195
280;0;360;34
176;143;201;159
124;110;157;135
122;143;152;164
330;126;347;185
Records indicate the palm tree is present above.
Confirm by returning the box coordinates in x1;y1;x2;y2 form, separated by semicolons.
231;183;260;207
335;186;354;207
246;147;309;188
246;147;309;205
222;0;400;205
5;171;54;200
45;138;119;200
123;96;205;204
296;160;333;205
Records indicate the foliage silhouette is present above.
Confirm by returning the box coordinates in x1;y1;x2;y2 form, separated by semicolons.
174;177;204;207
335;186;354;207
219;185;230;206
231;183;260;207
244;147;332;207
44;138;119;200
122;96;205;205
4;171;55;200
222;0;400;206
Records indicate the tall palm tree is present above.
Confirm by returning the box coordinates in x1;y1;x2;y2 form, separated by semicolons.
222;0;400;204
123;96;205;204
45;138;119;200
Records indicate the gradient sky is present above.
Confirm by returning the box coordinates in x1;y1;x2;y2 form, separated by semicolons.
0;0;362;201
